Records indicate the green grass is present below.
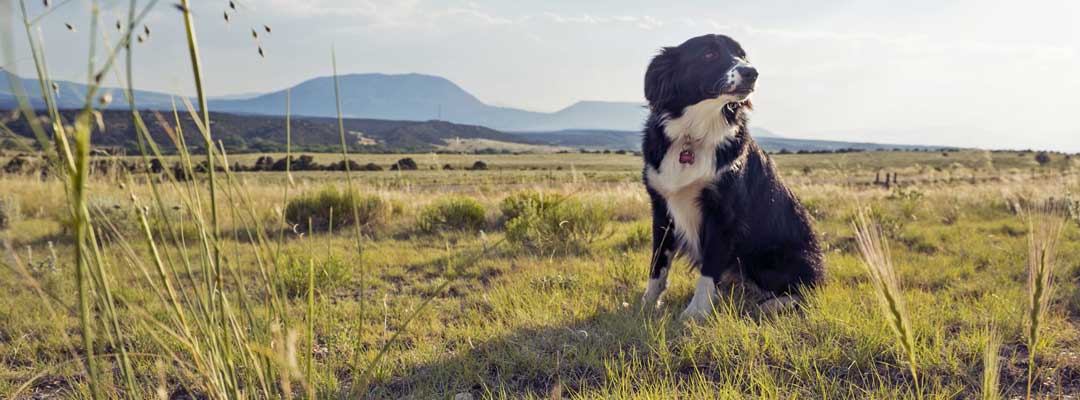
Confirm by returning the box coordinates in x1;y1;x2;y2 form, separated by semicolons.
2;154;1078;398
2;1;1080;398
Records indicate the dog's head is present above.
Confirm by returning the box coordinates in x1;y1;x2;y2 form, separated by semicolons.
644;34;757;116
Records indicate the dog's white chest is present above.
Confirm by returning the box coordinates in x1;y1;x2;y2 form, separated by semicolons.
644;100;739;264
645;140;716;263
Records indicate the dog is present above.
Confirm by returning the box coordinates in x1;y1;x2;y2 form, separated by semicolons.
640;34;824;320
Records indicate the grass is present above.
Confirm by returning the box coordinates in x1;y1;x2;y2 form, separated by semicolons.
3;153;1078;398
1023;204;1067;399
983;325;1001;400
2;1;1080;399
852;208;921;398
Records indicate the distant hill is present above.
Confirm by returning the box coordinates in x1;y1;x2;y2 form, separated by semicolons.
2;68;189;110
207;73;652;131
0;109;535;153
4;69;649;131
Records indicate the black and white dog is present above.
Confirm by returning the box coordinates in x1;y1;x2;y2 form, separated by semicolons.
640;34;824;320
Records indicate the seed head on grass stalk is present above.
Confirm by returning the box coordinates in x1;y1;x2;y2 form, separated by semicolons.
982;325;1001;400
1023;203;1066;400
852;208;920;399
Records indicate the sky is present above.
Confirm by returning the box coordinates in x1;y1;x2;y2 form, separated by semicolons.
3;0;1079;152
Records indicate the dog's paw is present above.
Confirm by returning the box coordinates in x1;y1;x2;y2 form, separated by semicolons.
679;302;712;321
679;276;718;321
641;278;667;309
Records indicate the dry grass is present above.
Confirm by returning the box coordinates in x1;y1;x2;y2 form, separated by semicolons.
852;208;920;398
1023;203;1067;399
983;325;1001;400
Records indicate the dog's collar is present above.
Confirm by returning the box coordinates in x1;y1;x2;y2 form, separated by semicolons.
679;137;702;165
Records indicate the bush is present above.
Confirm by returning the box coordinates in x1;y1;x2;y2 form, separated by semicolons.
505;194;611;254
284;187;392;232
391;158;418;171
619;220;651;250
500;190;565;222
417;196;487;233
0;197;17;230
468;161;488;171
3;156;31;174
277;254;350;298
1035;151;1052;166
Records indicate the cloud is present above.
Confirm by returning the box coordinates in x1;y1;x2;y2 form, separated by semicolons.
542;12;663;30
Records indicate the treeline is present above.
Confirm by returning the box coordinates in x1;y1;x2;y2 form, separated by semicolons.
0;154;490;178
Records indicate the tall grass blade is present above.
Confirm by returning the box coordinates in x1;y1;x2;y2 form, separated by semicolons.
1024;203;1066;399
983;325;1001;400
852;208;920;399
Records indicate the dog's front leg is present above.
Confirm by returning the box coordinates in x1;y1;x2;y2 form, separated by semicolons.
680;224;734;321
643;193;674;308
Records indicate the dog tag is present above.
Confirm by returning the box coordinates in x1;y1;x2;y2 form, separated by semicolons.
679;149;695;165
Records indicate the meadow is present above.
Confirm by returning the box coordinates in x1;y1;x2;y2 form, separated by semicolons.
1;1;1079;398
2;148;1079;399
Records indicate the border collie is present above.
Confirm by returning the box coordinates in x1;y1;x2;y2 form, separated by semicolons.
640;34;824;320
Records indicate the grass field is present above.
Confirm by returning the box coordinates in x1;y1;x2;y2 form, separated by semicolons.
2;150;1079;399
2;2;1079;398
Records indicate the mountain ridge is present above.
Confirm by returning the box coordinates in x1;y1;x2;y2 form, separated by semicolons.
4;70;651;131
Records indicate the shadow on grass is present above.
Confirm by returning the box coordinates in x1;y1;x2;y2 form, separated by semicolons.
367;303;671;398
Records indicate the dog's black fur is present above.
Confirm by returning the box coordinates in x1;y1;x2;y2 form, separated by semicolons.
642;34;823;299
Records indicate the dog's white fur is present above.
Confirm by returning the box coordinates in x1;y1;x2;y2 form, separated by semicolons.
642;263;669;307
680;275;719;320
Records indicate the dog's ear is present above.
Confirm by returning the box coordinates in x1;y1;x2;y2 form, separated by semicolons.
644;47;677;108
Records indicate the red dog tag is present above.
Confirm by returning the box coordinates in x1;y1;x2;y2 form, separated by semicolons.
679;150;695;165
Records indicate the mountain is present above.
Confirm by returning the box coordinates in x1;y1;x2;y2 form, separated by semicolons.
200;73;645;131
0;109;536;152
2;68;189;110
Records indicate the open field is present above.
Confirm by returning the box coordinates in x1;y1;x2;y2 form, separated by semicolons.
2;150;1079;398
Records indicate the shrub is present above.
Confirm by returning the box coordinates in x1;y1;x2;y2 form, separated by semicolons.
468;161;488;171
417;196;487;233
272;155;319;171
505;195;611;254
3;156;31;174
619;220;651;250
277;254;351;298
1034;151;1051;166
327;159;363;171
284;187;392;232
500;190;565;222
0;197;17;230
391;158;418;171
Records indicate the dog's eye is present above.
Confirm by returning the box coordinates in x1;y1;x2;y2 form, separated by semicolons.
703;51;717;60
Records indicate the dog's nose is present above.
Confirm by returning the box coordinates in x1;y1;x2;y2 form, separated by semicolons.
737;66;758;82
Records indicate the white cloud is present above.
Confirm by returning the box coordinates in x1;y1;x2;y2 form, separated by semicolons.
542;12;663;30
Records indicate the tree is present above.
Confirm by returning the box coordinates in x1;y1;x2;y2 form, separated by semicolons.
1034;151;1052;166
390;158;418;171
